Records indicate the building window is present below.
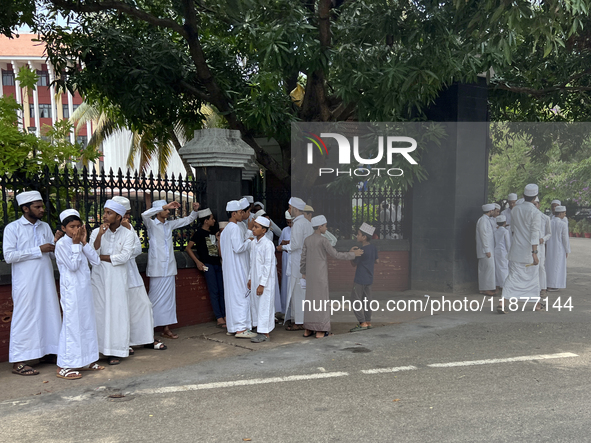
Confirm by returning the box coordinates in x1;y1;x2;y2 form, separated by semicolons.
39;104;52;119
37;70;49;86
27;127;36;134
63;104;69;119
2;70;15;86
77;135;87;148
29;104;35;119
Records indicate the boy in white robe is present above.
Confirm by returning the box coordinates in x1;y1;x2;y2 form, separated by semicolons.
141;199;200;339
476;204;496;296
90;200;136;365
534;198;552;295
277;210;293;315
254;210;281;313
248;216;277;343
221;200;256;339
501;193;518;229
546;206;570;290
55;209;104;379
493;215;511;289
4;191;61;376
112;197;166;352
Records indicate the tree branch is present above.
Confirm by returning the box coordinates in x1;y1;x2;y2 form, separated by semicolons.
179;80;211;102
494;82;591;97
50;0;188;38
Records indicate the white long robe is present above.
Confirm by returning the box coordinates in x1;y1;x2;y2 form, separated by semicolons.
538;212;552;290
494;226;511;288
284;215;313;324
55;236;101;368
278;226;291;314
141;208;198;325
546;218;570;289
3;217;61;363
503;202;541;300
220;222;252;333
249;236;276;334
476;214;495;291
90;226;135;357
264;226;281;313
501;207;512;229
126;228;154;346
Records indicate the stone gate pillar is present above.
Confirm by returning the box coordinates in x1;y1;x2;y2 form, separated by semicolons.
178;129;255;221
409;79;489;292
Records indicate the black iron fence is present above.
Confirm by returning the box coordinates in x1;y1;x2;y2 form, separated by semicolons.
255;186;405;240
0;166;206;260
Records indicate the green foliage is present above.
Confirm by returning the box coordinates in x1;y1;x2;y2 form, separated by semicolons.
15;65;38;92
0;0;36;37
352;203;380;229
0;96;99;176
568;218;576;233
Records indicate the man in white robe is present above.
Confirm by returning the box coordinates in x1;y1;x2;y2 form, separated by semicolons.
112;197;166;351
500;184;542;313
489;203;501;233
141;199;199;339
4;191;61;376
534;198;552;295
476;203;496;296
546;206;570;290
90;200;136;364
248;216;276;343
501;193;518;229
277;210;293;315
220;200;256;339
277;197;313;330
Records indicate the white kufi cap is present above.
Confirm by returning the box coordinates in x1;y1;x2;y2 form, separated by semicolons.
255;216;270;227
285;210;292;220
482;204;495;212
253;201;264;209
60;209;80;223
152;200;167;211
496;215;506;223
254;209;266;218
524;183;538;197
551;200;561;205
494;203;501;210
555;205;566;212
242;195;254;204
359;222;375;236
197;208;212;218
311;215;327;227
288;197;306;211
226;200;242;211
508;193;518;201
112;196;131;211
16;190;42;206
105;199;127;217
239;197;250;210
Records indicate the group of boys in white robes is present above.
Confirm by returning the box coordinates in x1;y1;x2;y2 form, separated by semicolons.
4;191;202;378
476;185;571;314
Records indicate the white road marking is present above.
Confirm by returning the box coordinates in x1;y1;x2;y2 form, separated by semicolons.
134;372;349;395
361;365;418;374
427;352;579;368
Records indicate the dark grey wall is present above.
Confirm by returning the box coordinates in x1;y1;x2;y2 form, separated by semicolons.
196;167;242;222
410;80;489;292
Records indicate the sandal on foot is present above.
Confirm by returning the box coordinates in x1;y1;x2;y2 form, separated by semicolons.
144;340;167;350
12;364;39;376
107;356;121;365
161;330;179;339
316;332;334;338
285;324;304;331
128;347;135;356
303;330;315;338
216;322;227;329
496;305;509;314
79;362;105;371
57;368;82;380
350;324;369;332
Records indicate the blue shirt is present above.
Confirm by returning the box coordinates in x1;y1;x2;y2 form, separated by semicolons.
353;243;378;285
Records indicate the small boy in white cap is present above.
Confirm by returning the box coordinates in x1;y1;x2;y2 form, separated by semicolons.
277;210;293;316
4;190;61;376
349;223;379;332
248;216;277;343
55;209;104;379
141;199;200;339
493;215;511;290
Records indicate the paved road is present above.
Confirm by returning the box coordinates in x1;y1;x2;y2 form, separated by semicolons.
1;238;590;442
